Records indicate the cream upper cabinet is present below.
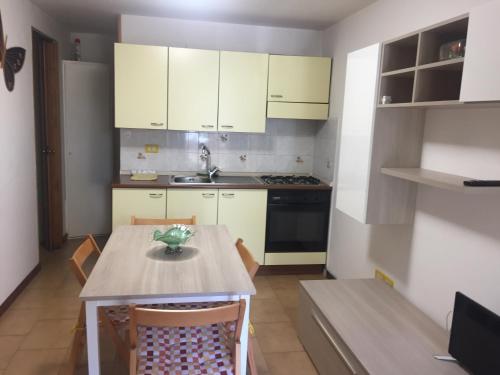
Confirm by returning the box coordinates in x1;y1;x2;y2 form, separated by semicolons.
460;0;500;102
217;190;267;264
166;189;218;225
218;51;269;133
168;48;219;132
115;43;168;129
112;188;166;229
268;55;331;103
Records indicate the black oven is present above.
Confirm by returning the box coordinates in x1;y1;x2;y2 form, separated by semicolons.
265;190;331;253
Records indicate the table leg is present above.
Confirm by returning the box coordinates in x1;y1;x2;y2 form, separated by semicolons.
85;301;101;375
240;295;251;375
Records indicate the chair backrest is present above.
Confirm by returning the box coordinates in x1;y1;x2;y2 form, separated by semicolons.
129;300;246;374
130;215;196;225
69;234;101;287
235;238;259;280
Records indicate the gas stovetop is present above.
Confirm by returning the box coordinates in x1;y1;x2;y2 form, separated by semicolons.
260;175;322;185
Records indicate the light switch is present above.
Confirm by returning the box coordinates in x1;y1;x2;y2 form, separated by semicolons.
145;144;159;153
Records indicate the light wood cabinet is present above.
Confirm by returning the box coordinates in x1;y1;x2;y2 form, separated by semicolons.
218;51;269;133
166;189;218;225
114;43;168;129
168;48;219;132
112;188;167;229
268;55;331;103
460;0;500;102
298;287;367;375
217;190;267;264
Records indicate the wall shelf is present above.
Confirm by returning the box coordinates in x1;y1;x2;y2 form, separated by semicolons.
378;100;462;108
381;168;500;194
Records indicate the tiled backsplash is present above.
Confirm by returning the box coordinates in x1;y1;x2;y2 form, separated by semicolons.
120;119;318;174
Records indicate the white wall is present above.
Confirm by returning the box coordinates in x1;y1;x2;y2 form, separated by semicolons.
69;32;115;64
324;0;500;328
0;0;70;304
120;14;323;55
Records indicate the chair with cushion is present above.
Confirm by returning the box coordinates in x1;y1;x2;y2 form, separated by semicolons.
129;300;247;375
68;234;130;373
235;238;260;375
130;215;196;225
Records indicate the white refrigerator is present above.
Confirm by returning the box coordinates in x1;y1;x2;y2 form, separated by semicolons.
62;60;113;237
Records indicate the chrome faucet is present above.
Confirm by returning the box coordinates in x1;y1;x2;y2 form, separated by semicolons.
200;143;220;182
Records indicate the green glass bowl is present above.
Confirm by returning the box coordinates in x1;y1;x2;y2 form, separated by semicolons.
152;225;195;254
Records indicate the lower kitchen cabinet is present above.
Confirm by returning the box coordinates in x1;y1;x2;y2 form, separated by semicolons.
166;189;218;225
112;188;166;229
217;189;267;264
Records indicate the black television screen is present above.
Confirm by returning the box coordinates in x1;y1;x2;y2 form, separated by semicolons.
449;292;500;375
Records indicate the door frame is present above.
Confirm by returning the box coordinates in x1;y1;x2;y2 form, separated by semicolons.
32;28;64;250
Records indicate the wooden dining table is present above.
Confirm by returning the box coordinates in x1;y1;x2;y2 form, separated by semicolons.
80;224;256;375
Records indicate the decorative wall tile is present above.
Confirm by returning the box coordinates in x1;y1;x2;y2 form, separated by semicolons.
120;120;320;174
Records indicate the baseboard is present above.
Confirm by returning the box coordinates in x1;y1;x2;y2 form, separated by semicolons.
0;263;41;317
326;269;336;279
257;264;325;276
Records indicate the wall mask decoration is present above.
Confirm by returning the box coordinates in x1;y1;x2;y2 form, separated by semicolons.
0;10;26;92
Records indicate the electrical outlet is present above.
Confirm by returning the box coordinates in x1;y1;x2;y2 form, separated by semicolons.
145;144;159;153
375;269;394;287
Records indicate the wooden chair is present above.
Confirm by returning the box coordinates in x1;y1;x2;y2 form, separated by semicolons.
68;234;129;374
235;238;259;375
129;300;247;375
130;215;196;225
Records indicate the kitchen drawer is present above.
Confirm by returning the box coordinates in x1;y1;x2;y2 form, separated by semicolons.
298;286;368;375
112;188;167;229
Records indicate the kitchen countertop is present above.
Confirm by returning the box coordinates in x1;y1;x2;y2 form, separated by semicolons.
112;174;332;190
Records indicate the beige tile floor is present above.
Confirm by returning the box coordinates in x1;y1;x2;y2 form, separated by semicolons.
0;238;323;375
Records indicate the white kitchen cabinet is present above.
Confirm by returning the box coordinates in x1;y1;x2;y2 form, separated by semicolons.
218;51;269;133
168;48;219;132
336;44;423;224
217;190;267;264
336;44;380;223
460;0;500;102
112;188;167;229
166;189;218;225
114;43;168;129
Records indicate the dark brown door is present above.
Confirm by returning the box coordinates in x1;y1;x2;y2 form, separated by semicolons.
33;30;64;250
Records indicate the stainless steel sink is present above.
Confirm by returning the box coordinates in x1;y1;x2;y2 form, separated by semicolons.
171;176;212;184
170;175;262;185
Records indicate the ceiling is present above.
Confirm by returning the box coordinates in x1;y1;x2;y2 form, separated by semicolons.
31;0;376;33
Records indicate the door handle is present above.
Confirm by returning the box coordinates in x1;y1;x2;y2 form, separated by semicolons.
311;311;357;374
270;94;283;98
220;125;234;129
221;193;235;198
148;193;164;198
201;124;215;129
150;122;164;127
202;193;215;198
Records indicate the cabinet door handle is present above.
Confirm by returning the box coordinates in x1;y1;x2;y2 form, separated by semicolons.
201;124;215;129
311;311;357;374
202;193;215;198
150;122;164;127
221;193;235;198
270;94;283;98
220;125;234;129
148;193;164;198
